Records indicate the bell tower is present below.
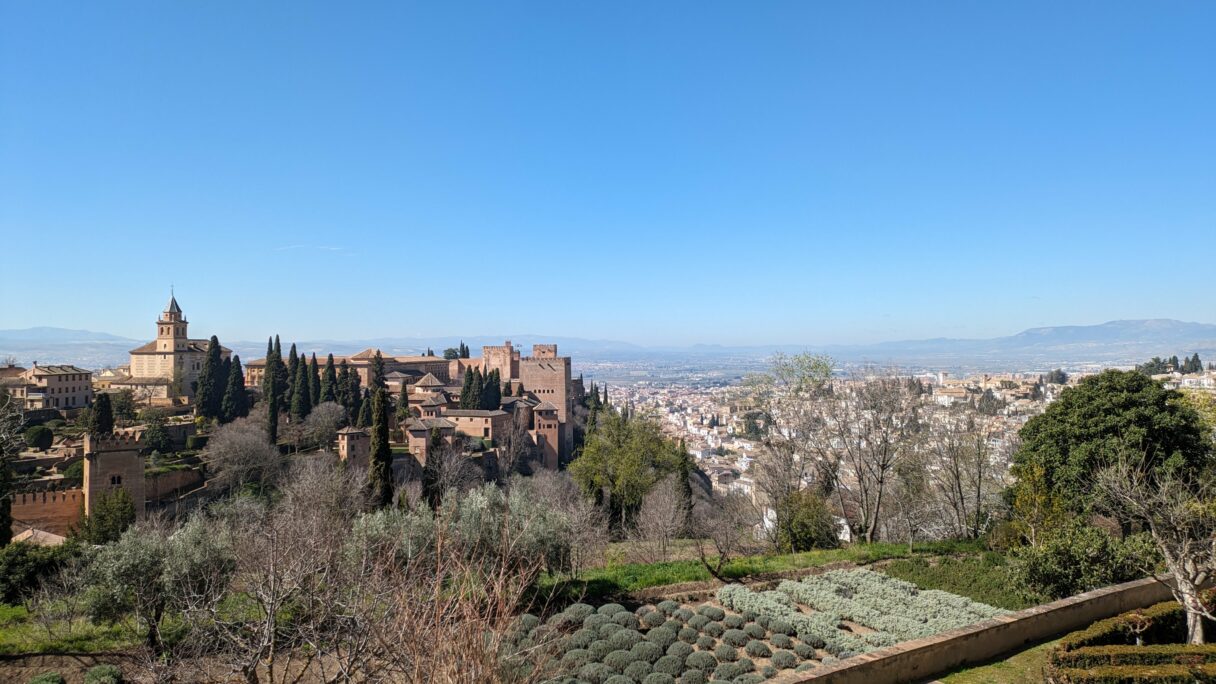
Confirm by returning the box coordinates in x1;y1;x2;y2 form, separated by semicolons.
156;294;188;353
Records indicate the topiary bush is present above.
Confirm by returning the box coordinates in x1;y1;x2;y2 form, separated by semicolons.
579;663;614;684
744;623;766;640
668;641;694;660
648;627;678;649
688;614;710;631
643;674;675;684
793;643;816;659
567;603;597;621
658;600;680;615
599;603;628;616
644;610;669;628
562;649;594;670
736;657;755;672
603;649;633;672
663;618;685;633
589;639;615;660
745;640;771;658
686;651;717;670
624;660;653;681
703;621;725;638
611;629;645;650
613;611;641;629
674;608;695;622
632;640;665;663
569;628;597;650
722;629;748;647
679;627;699;644
84;665;123;684
770;633;792;649
697;604;726;621
679;670;707;684
761;665;778;679
771;650;797;669
714;643;738;662
724;614;745;629
600;622;625;638
653;655;683;677
696;635;715;650
711;663;741;681
585;613;611;630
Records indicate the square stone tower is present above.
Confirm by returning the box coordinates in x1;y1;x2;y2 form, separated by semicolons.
83;433;146;519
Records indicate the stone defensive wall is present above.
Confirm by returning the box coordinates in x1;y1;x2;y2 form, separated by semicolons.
779;576;1174;684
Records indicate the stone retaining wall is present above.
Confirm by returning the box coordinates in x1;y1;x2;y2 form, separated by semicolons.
780;576;1174;684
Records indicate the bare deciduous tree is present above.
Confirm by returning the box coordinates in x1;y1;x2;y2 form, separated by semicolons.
202;416;285;493
691;491;761;582
304;400;345;448
629;474;687;563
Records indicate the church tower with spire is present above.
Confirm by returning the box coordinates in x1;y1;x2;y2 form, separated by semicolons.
155;294;188;353
118;293;230;401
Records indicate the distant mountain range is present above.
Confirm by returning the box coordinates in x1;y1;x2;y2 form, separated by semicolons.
1;319;1214;373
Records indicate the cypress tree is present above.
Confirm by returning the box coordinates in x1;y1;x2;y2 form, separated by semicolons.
356;393;371;428
286;344;299;407
368;388;394;507
503;381;512;397
221;355;249;422
91;393;114;434
196;335;224;419
336;361;351;410
308;353;321;406
370;351;387;391
466;369;484;410
261;337;275;399
459;370;475;409
481;369;501;409
397;385;412;421
320;354;337;404
273;336;288;405
291;358;312;421
267;386;279;445
676;438;694;518
348;368;362;413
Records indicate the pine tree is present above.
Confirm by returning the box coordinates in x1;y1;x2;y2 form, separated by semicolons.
221;355;249;422
368;388;394;508
91;393;114;434
320;354;337;404
291;358;312;421
308;353;321;406
370;351;387;391
356;393;371;428
196;335;224;419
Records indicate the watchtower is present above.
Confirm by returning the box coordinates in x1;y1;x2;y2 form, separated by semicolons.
83;433;146;519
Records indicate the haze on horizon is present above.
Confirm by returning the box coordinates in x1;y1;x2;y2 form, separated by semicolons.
2;2;1213;347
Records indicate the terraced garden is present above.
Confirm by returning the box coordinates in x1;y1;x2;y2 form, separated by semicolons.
511;568;1009;683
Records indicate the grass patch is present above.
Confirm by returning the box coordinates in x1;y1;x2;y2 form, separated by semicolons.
538;540;986;603
938;637;1059;683
879;551;1038;611
0;604;139;656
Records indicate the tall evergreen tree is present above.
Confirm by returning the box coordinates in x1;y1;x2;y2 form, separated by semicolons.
195;335;224;419
368;388;394;508
370;351;387;391
397;385;412;422
481;369;501;410
459;370;475;409
266;385;279;445
272;336;288;405
348;368;363;413
291;359;312;421
308;353;321;406
286;344;300;407
464;369;484;410
676;438;694;517
320;353;337;404
356;393;371;428
221;355;248;422
261;337;275;399
91;392;114;434
336;361;351;410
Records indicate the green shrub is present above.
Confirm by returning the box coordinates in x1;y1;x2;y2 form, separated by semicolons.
736;657;755;672
678;627;698;643
722;629;748;647
696;635;715;650
724;614;745;629
569;628;597;649
578;664;614;684
604;649;633;672
761;665;778;679
609;629;643;650
744;623;766;640
794;662;817;672
519;613;541;631
562;649;594;669
745;640;771;658
882;552;1037;611
1050;663;1216;683
567;603;596;621
643;674;675;684
624;661;653;681
185;434;208;450
771;650;797;669
688;614;710;630
793;643;816;659
589;639;615;660
697;605;726;621
714;643;738;662
686;651;717;670
658;600;680;615
599;602;628;616
0;541;80;604
632;640;665;663
1011;522;1158;600
770;633;792;649
1054;645;1216;668
585;613;611;630
734;674;764;684
774;488;839;552
84;664;123;684
653;654;683;676
644;610;668;628
668;641;694;660
647;627;678;649
674;608;695;622
679;671;707;684
703;621;725;638
600;622;625;638
711;663;741;681
613;611;641;629
663;618;684;632
28;675;66;684
797;630;825;649
604;675;633;684
768;618;793;636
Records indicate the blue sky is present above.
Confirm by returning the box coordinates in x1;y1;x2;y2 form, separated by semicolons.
2;2;1213;346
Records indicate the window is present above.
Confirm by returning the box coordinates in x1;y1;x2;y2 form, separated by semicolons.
110;475;122;485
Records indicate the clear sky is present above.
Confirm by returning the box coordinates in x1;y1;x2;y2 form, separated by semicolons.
2;2;1213;346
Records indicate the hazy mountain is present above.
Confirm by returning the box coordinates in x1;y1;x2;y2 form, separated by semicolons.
1;320;1213;373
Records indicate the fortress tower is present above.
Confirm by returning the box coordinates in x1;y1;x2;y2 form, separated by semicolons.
83;433;146;519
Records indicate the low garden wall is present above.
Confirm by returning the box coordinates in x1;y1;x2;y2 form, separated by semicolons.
781;576;1175;684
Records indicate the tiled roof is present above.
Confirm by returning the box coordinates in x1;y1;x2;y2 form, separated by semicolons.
442;409;508;418
30;365;91;375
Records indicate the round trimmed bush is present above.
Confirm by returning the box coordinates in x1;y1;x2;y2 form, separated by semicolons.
599;603;628;616
736;657;755;672
713;643;737;662
723;614;745;629
711;663;741;681
678;627;698;644
695;635;715;650
687;614;710;630
769;633;792;649
734;674;764;684
569;628;598;649
797;630;826;649
837;650;857;660
613;612;641;629
674;608;695;622
604;649;633;672
643;610;668;628
697;604;726;621
605;676;634;684
610;629;644;650
679;671;707;684
579;662;615;684
667;641;694;660
658;600;680;615
637;604;657;617
632;640;665;663
589;639;615;660
647;627;678;649
547;612;575;629
564;598;593;620
743;623;766;640
768;618;794;636
653;654;683;677
600;622;625;638
624;661;653;681
519;614;541;631
821;656;838;665
703;621;725;638
562;649;594;670
795;662;817;672
84;666;122;684
761;665;778;679
745;640;770;658
722;629;748;647
663;619;684;633
793;643;816;659
741;610;758;622
755;615;770;629
643;674;675;684
771;650;797;669
585;613;611;630
686;650;717;670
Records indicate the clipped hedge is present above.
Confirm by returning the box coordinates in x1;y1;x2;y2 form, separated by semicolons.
1053;644;1216;669
1051;663;1216;683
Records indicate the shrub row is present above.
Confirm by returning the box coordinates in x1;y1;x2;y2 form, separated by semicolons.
1050;663;1216;683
